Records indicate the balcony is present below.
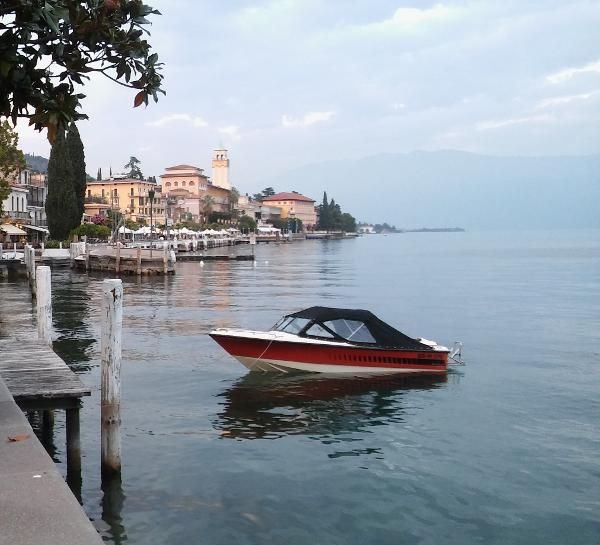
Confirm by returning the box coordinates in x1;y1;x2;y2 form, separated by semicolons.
28;201;44;208
85;195;109;204
6;211;31;219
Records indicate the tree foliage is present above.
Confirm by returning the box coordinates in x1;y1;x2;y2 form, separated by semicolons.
46;128;79;239
71;222;110;239
0;121;25;215
124;156;143;179
252;187;275;201
317;191;356;232
201;194;215;217
0;0;165;142
238;214;256;231
66;123;86;221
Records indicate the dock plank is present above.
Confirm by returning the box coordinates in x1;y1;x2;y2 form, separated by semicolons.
0;337;91;401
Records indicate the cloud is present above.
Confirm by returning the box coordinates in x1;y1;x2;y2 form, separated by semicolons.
218;125;241;139
146;114;208;128
535;91;599;109
476;114;553;131
281;111;335;128
545;59;600;84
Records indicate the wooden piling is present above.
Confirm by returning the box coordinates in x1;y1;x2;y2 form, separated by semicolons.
36;266;52;344
85;243;90;271
115;242;121;274
136;247;142;275
101;279;123;477
163;244;168;274
66;407;82;501
29;247;37;294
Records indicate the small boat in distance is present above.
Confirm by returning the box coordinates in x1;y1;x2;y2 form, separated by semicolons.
209;306;451;375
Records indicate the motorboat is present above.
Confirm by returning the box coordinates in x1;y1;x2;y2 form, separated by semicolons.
209;306;454;375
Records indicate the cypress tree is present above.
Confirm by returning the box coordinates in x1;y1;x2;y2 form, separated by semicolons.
66;123;87;223
319;191;330;230
46;129;79;240
97;167;102;181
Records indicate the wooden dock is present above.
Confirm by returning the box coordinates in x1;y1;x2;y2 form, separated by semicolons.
176;253;255;262
0;334;101;545
0;333;91;408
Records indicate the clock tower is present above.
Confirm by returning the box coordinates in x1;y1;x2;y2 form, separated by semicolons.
211;149;230;190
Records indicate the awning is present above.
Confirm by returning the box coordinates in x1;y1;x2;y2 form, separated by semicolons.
0;224;27;235
24;225;49;234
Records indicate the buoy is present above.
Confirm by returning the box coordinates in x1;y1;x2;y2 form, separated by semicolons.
264;260;269;265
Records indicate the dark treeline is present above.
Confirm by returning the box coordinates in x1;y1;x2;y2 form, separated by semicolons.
317;192;356;232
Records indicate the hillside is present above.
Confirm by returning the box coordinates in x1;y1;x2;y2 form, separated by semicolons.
259;151;600;230
25;153;49;173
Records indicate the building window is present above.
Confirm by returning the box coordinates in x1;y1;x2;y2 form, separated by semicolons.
87;190;91;197
174;182;178;187
130;187;134;196
181;181;186;187
189;181;194;186
165;182;171;187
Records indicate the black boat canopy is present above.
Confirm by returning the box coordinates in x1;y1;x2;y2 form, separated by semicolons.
278;306;432;350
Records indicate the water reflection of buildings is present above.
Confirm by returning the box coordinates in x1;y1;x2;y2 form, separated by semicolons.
214;374;448;440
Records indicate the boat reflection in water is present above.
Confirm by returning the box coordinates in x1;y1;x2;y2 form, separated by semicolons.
215;373;448;440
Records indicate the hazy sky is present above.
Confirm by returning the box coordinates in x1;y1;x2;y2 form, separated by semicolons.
17;0;600;192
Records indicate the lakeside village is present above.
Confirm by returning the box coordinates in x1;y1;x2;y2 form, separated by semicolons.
0;148;361;250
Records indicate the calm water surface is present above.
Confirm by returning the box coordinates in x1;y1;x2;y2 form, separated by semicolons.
1;230;599;545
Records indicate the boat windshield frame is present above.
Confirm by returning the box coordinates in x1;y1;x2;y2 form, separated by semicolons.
271;315;379;346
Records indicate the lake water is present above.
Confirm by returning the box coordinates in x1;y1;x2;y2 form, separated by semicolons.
1;230;599;545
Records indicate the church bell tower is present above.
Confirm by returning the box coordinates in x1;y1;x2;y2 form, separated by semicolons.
211;149;230;190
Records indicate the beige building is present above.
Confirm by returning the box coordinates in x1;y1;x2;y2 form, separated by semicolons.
160;164;209;195
261;192;316;228
159;162;231;223
85;178;164;224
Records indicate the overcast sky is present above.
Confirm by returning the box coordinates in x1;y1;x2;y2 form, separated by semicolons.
17;0;600;192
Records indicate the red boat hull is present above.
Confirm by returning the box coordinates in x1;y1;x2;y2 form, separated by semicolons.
210;333;448;374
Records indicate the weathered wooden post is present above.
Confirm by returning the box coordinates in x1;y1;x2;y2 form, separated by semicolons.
101;278;123;476
29;247;37;295
66;406;82;502
36;266;52;344
85;243;90;271
0;242;3;260
136;247;142;275
115;242;121;275
163;244;168;274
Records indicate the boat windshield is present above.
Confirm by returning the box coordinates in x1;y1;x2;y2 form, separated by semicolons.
323;319;377;344
272;317;311;334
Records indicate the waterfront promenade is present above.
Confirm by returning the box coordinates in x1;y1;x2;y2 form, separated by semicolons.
0;274;99;544
0;378;102;545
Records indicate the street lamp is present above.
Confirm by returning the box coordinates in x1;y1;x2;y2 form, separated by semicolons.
148;188;155;255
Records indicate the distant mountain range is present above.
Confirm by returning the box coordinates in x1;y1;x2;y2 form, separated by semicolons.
25;152;94;181
261;150;600;230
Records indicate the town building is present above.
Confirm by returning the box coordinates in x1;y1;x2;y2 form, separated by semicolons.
237;195;282;222
358;224;376;234
158;150;233;224
1;167;49;242
261;191;317;228
85;178;163;224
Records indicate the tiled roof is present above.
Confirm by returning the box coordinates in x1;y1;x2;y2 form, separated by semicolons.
261;192;315;203
88;178;155;184
164;164;202;171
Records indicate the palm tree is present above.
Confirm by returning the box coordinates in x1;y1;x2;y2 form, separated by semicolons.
201;194;215;223
229;186;240;215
